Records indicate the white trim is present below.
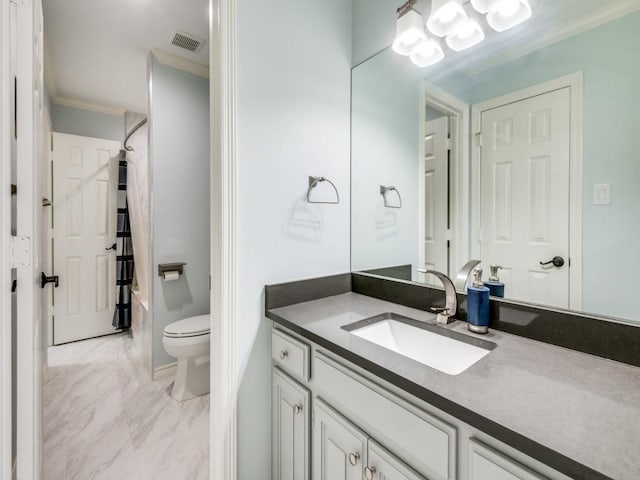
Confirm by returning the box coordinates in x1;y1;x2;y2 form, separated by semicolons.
464;2;640;76
152;361;177;381
419;82;470;278
210;0;238;479
470;72;583;311
50;96;126;116
152;49;210;79
16;0;44;477
1;0;13;477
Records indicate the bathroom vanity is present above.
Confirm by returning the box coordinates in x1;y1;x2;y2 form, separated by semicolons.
266;274;640;480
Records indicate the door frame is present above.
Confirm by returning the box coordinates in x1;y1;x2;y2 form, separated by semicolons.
419;81;470;278
470;72;584;310
210;0;238;479
1;0;13;476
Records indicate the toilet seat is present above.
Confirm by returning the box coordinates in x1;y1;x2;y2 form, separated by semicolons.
164;314;210;338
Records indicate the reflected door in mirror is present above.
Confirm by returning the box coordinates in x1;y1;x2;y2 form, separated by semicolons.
479;87;571;308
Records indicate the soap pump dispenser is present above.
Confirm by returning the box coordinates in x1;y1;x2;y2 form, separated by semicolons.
466;267;490;334
485;264;505;298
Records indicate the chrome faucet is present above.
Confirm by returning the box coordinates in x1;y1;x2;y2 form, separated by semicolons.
454;259;481;291
417;269;457;325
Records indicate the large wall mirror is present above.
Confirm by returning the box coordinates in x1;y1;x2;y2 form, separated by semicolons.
351;1;640;324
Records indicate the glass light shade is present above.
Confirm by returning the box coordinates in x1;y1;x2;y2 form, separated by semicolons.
426;0;468;38
487;0;532;32
409;37;445;67
446;17;485;51
392;8;428;56
469;0;503;14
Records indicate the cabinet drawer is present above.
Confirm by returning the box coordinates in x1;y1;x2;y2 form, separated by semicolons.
469;439;547;480
314;352;456;480
272;329;310;381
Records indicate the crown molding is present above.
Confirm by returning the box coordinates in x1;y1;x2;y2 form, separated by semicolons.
51;96;127;116
151;48;210;78
462;1;640;76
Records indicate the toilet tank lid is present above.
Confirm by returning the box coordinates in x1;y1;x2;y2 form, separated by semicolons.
164;314;211;336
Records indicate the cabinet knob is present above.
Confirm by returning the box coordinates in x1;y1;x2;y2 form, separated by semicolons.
348;452;360;466
293;404;302;415
364;466;376;480
279;350;288;360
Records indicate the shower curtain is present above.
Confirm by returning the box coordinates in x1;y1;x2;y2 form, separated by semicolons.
113;153;134;329
124;112;150;306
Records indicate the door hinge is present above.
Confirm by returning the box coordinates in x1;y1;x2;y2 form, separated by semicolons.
475;132;483;147
10;235;31;268
446;138;452;150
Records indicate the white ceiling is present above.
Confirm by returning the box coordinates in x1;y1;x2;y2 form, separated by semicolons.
43;0;209;114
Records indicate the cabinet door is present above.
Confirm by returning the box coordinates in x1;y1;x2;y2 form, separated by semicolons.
365;440;428;480
469;440;547;480
272;368;310;480
313;399;368;480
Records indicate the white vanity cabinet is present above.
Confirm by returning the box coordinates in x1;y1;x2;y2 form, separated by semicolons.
270;323;569;480
312;399;367;480
272;367;311;480
366;441;429;480
468;440;547;480
313;399;428;480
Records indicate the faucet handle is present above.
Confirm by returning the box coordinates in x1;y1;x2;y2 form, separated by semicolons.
430;307;451;314
430;306;454;325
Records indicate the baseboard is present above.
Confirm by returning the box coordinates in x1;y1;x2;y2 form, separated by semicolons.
153;361;177;381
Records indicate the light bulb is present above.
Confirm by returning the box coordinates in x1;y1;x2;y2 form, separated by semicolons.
498;0;520;17
457;21;476;40
392;8;428;56
410;37;445;67
427;0;467;38
487;0;531;32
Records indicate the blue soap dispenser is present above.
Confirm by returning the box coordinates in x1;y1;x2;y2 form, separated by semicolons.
467;267;490;334
485;264;505;298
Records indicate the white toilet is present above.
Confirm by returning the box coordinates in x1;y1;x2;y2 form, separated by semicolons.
162;314;211;401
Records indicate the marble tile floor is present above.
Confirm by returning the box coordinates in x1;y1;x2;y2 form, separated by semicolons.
43;333;209;480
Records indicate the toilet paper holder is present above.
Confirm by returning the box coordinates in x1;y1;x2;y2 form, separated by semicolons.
158;262;187;279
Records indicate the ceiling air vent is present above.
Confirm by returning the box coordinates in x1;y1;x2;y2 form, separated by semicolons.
169;30;205;53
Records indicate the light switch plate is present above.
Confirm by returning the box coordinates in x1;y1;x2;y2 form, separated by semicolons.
593;183;611;205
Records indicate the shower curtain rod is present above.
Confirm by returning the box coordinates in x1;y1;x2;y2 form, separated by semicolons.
123;118;148;152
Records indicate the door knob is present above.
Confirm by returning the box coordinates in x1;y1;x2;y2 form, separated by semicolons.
364;466;377;480
279;350;288;360
40;272;59;288
348;452;360;466
539;256;565;268
105;243;117;251
293;404;302;415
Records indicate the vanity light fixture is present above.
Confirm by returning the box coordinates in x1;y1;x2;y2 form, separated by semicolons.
446;5;485;51
469;0;503;14
392;0;428;56
426;0;468;38
410;36;445;67
486;0;532;32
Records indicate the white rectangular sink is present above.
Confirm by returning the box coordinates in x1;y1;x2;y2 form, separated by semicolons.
343;313;495;375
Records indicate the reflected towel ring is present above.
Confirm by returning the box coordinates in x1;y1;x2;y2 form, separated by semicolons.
307;176;340;204
380;185;402;208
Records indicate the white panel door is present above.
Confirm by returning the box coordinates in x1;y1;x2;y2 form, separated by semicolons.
366;440;428;480
419;116;449;284
52;133;121;344
313;399;368;480
479;88;570;308
272;368;310;480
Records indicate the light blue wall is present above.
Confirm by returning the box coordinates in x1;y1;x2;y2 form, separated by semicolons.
352;12;640;322
236;0;352;477
149;58;210;368
352;51;420;272
51;103;124;142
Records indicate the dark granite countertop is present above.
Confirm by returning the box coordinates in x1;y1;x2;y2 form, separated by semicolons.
267;292;640;480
